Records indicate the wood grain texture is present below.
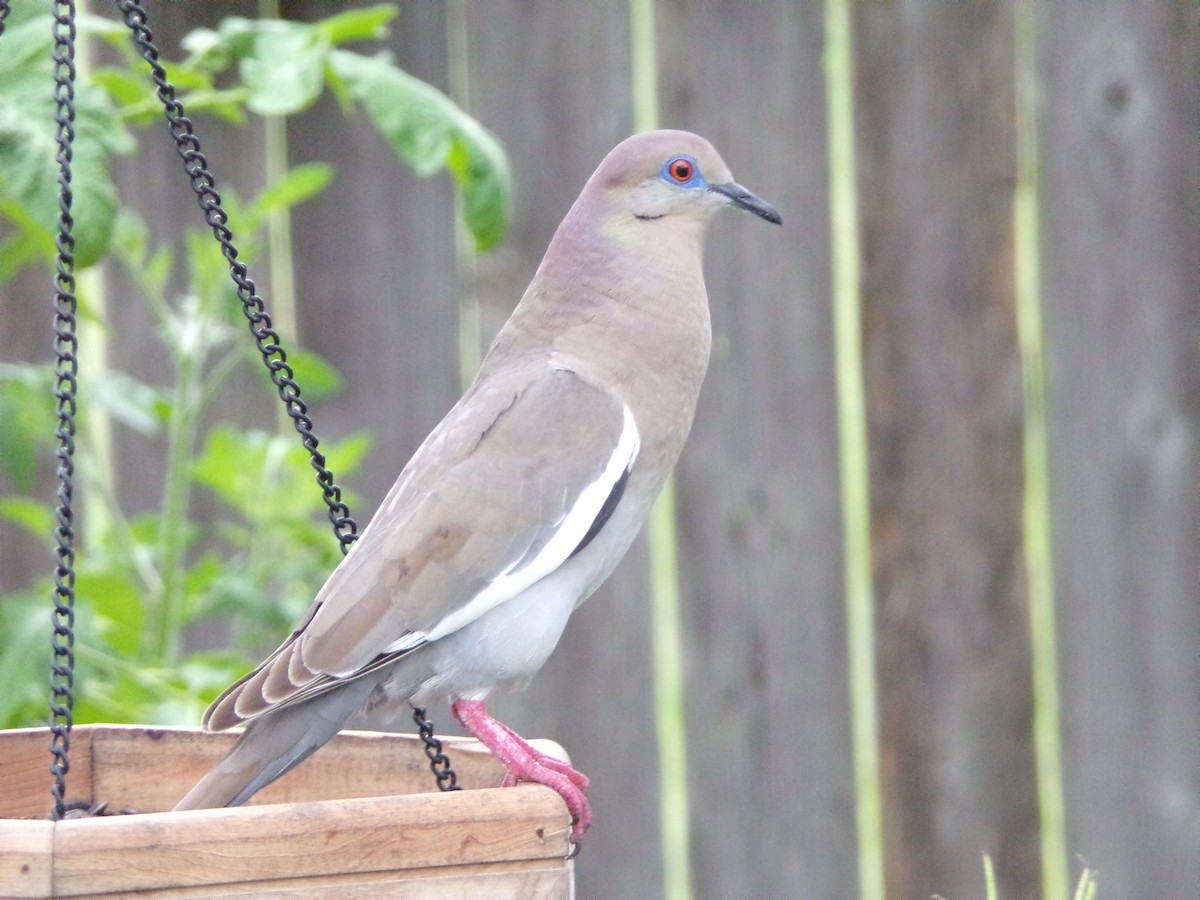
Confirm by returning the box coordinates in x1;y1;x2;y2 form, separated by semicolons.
1037;3;1200;897
655;2;855;898
0;725;567;815
854;3;1039;897
280;0;464;520
96;860;572;900
0;821;54;899
0;727;572;899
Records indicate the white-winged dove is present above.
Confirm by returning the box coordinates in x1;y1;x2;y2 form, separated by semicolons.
174;130;781;842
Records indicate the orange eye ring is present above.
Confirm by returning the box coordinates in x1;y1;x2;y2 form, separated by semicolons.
668;158;694;183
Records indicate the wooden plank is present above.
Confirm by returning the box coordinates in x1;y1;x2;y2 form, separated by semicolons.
1036;3;1200;897
85;726;527;811
1;727;572;898
654;2;854;897
0;727;95;820
0;726;565;815
0;821;53;899
114;859;572;899
852;3;1038;898
48;787;567;896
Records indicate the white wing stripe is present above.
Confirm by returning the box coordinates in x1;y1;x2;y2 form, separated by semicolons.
385;404;641;650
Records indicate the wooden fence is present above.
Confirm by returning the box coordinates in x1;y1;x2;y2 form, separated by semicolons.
1;2;1196;898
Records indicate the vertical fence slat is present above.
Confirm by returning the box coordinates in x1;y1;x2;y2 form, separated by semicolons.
283;0;462;513
854;3;1040;897
1039;4;1200;897
454;6;665;899
657;3;855;897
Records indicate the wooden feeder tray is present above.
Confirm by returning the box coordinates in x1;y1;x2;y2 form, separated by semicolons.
0;724;574;898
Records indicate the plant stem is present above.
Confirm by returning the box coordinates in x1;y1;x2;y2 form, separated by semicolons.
1014;3;1069;898
824;1;886;898
76;267;114;547
75;0;116;550
446;0;482;386
153;343;199;665
629;3;692;899
259;0;299;435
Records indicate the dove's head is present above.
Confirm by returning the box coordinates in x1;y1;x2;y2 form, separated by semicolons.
587;129;781;232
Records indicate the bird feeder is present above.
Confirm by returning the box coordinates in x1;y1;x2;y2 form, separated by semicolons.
0;725;574;898
0;4;573;896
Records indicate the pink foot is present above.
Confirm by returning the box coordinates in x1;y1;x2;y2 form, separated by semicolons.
453;699;591;842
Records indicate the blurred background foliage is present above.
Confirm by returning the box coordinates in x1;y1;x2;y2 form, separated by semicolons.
0;3;509;730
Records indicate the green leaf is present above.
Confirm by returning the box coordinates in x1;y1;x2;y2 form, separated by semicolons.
0;18;135;269
181;19;258;71
0;18;54;88
0;363;55;488
0;497;54;538
192;424;370;524
77;570;145;658
327;49;511;251
324;430;373;476
240;24;330;115
314;5;398;46
90;66;153;108
252;162;335;216
191;426;289;513
0;591;51;727
285;347;344;401
0;226;49;285
76;12;131;45
183;18;330;116
85;371;168;436
447;121;512;253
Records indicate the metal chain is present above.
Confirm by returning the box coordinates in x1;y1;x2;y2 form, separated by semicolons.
47;0;80;822
116;0;459;793
116;0;358;553
412;706;461;791
0;0;11;36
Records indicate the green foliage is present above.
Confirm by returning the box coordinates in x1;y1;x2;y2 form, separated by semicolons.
0;175;373;726
0;15;135;269
0;4;508;729
0;363;56;489
183;5;510;250
0;3;509;288
327;49;510;250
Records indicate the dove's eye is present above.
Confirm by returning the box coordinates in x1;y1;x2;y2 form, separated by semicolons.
667;158;694;183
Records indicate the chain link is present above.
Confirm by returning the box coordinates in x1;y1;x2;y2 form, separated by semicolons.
116;0;359;553
47;0;79;822
0;0;11;36
412;706;462;791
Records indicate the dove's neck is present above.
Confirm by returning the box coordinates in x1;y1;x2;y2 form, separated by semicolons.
481;209;714;458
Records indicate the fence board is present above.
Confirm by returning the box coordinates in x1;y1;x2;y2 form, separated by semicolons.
1038;4;1200;897
853;3;1039;897
453;6;664;900
282;0;461;515
656;3;854;898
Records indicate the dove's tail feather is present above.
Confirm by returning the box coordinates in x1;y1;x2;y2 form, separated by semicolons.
174;672;381;811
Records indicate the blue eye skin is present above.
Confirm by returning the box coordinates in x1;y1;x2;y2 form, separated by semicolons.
661;156;706;188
